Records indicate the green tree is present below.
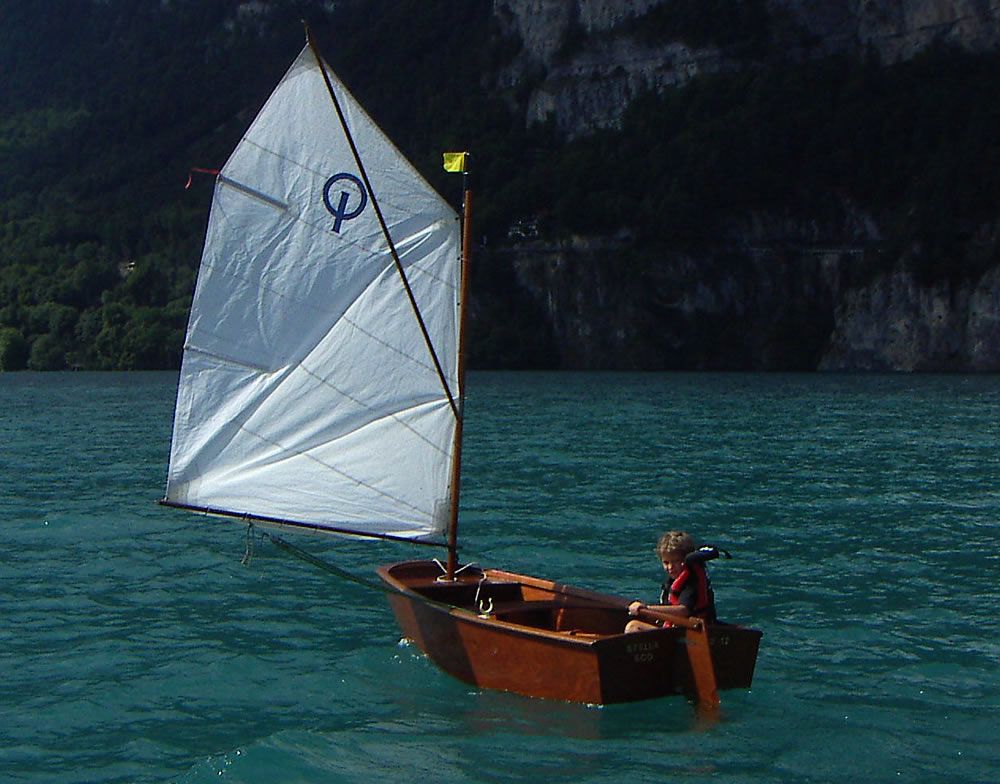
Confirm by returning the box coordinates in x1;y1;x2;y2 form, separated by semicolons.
0;327;28;370
27;333;68;370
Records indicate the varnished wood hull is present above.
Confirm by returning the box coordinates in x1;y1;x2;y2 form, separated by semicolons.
377;559;762;705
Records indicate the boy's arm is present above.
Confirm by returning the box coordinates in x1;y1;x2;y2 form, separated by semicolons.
627;600;690;618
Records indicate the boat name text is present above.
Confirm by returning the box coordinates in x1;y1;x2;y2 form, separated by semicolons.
626;640;660;663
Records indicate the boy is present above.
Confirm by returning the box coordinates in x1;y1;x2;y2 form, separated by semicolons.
625;530;717;632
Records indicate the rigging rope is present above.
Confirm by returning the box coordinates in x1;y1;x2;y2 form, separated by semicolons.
431;558;478;577
244;529;635;621
241;522;255;566
236;524;491;604
262;531;392;595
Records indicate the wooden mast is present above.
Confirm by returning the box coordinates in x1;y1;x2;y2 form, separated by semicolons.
445;172;472;580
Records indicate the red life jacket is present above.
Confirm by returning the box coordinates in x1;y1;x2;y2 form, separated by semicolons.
665;562;716;621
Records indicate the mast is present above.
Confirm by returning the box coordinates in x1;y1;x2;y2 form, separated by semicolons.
445;177;472;579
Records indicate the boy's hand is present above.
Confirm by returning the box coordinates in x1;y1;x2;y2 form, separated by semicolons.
627;601;644;616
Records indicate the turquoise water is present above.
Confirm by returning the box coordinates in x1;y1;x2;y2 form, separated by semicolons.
1;371;997;783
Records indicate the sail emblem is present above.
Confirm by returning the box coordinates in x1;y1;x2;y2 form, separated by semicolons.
322;173;368;233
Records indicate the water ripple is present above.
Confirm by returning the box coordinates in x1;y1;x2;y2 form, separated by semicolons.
1;372;998;783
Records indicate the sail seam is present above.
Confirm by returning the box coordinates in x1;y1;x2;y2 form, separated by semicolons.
186;264;447;381
233;421;438;522
181;343;273;373
339;311;441;380
189;236;452;381
298;362;452;456
240;135;331;182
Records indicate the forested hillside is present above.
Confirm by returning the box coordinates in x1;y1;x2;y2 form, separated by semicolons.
0;0;504;369
1;0;998;370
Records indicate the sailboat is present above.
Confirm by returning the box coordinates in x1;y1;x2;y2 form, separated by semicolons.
162;33;762;708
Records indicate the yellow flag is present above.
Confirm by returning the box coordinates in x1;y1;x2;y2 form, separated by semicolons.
443;151;468;173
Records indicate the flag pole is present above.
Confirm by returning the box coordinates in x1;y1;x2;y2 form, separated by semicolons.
445;155;472;580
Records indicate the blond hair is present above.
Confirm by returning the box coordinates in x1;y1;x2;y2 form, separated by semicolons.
656;530;696;559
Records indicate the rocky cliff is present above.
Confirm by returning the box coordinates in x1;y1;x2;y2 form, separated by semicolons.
821;264;1000;370
495;0;1000;137
478;0;1000;371
483;239;1000;371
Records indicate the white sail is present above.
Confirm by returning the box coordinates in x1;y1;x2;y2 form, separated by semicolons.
164;45;461;539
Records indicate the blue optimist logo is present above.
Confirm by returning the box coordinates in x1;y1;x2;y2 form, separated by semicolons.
322;173;367;233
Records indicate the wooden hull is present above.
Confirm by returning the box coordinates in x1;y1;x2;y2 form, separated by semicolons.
377;560;762;705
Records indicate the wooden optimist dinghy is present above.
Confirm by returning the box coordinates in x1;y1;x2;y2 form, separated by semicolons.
161;30;761;708
379;560;761;705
